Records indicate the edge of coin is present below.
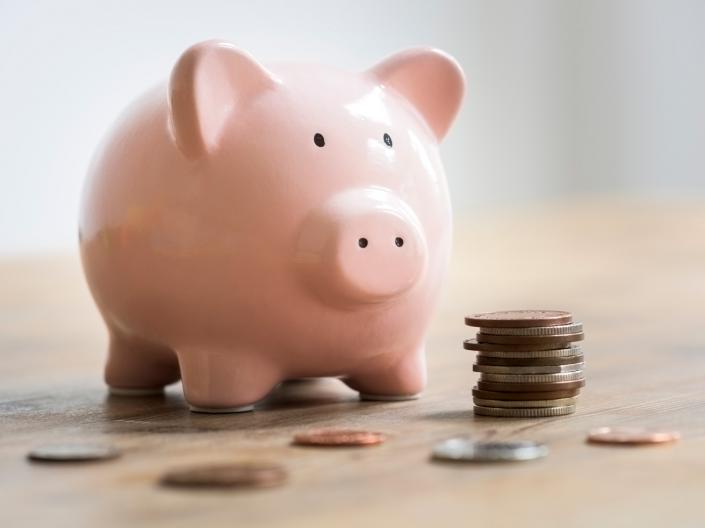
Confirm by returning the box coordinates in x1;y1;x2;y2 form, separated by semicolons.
465;310;573;328
476;332;585;345
473;386;581;400
473;397;577;408
463;339;582;355
474;405;576;418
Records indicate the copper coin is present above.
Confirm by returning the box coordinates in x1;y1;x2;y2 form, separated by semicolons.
476;355;584;366
476;332;584;345
477;379;585;392
160;462;287;489
293;429;386;447
464;339;582;354
27;443;121;463
473;387;581;400
587;427;681;446
465;310;573;328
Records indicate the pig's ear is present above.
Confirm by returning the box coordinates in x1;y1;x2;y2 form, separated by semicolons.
368;48;465;142
168;40;278;158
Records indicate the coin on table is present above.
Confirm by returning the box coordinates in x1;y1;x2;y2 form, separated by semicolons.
473;386;581;400
474;363;584;374
477;379;585;392
587;427;681;446
27;443;121;462
160;462;287;489
479;371;585;384
464;339;582;355
292;429;386;447
474;405;576;417
432;437;549;462
479;322;583;336
473;397;577;408
465;310;573;328
476;332;584;346
476;355;584;366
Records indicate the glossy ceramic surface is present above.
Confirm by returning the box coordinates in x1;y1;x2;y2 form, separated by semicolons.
79;40;465;412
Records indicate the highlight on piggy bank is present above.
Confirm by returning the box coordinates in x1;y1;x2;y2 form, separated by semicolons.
79;40;465;413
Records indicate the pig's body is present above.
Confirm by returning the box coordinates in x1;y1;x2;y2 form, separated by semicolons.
80;41;464;412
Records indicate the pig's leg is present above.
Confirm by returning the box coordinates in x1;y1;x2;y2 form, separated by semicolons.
343;349;426;401
105;331;180;395
177;350;280;413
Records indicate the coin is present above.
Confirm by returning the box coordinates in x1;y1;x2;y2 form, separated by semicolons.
476;332;584;345
432;438;548;462
476;355;584;366
473;387;581;400
587;427;681;446
160;462;287;489
474;405;575;417
477;379;585;392
292;429;386;447
473;397;577;408
479;322;583;336
473;363;584;374
465;310;572;328
27;443;121;463
463;339;582;355
479;371;585;383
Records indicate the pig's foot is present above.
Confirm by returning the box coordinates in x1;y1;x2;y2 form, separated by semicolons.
344;351;426;401
109;387;165;396
359;392;421;402
189;403;255;413
105;332;180;394
177;350;280;413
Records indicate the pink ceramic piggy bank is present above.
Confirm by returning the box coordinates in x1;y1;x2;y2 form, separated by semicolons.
80;40;464;412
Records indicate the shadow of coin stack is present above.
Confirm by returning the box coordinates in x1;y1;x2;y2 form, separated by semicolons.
465;310;585;417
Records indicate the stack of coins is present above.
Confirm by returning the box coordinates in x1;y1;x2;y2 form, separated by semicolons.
464;310;585;418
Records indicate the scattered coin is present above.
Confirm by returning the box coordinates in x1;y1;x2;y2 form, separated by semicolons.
160;462;287;489
477;379;585;392
473;386;581;400
465;310;573;328
473;397;577;408
587;427;681;446
292;429;386;447
479;371;585;384
473;363;584;374
476;332;584;346
464;339;582;355
27;443;121;463
474;405;576;417
432;438;549;462
476;355;584;366
479;322;583;336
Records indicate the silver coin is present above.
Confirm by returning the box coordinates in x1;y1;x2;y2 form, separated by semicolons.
27;443;121;462
473;363;584;374
473;397;577;408
474;405;576;417
476;346;582;359
432;437;548;462
480;371;585;383
479;322;583;336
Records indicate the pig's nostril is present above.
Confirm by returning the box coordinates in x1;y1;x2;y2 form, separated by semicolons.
395;237;404;247
358;238;369;248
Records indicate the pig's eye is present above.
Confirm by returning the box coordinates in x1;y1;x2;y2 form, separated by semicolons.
383;133;393;148
314;133;325;147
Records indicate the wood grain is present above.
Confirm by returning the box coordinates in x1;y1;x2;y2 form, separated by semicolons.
2;198;705;527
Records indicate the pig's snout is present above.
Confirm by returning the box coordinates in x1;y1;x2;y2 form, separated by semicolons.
296;188;427;304
332;208;425;301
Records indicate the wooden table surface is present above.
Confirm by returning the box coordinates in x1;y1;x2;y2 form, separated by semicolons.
2;198;705;527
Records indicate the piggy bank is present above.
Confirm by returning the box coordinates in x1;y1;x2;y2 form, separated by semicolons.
79;40;464;412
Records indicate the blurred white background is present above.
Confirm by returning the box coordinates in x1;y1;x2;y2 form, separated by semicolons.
1;0;704;255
